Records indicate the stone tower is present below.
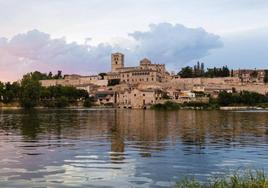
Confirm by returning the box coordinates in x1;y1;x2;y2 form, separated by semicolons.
111;52;124;72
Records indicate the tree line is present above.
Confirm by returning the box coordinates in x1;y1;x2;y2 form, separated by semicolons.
29;70;64;80
217;90;268;106
0;72;90;108
178;63;268;83
178;65;231;78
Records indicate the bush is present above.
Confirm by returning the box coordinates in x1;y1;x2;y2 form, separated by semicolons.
83;99;93;108
55;96;69;108
42;100;56;108
217;91;268;106
175;170;268;188
151;101;181;110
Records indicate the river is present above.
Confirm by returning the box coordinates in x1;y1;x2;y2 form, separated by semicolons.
0;109;268;187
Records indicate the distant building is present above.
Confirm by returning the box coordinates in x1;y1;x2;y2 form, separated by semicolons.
117;88;163;109
233;69;265;83
95;90;116;105
105;53;171;84
111;52;125;72
40;75;108;88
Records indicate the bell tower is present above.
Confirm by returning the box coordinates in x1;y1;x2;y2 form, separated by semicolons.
111;52;124;72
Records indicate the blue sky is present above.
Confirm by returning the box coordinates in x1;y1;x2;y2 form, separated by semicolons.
0;0;267;81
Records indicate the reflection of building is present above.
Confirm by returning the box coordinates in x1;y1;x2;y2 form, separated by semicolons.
104;53;170;84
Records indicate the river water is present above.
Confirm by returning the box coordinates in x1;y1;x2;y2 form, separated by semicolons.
0;109;268;187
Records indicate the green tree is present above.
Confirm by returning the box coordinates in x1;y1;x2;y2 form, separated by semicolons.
55;96;69;107
0;82;4;102
20;74;42;108
98;73;107;80
48;72;53;79
250;70;258;78
217;91;233;106
53;70;63;79
178;66;193;78
31;71;49;80
83;98;93;107
2;82;20;103
264;70;268;83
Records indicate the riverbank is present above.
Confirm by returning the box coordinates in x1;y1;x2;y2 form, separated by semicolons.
1;104;268;111
220;106;267;110
175;170;268;188
150;101;268;111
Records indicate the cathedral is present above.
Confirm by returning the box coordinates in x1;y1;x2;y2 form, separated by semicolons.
104;52;171;84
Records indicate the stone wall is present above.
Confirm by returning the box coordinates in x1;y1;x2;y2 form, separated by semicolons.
117;89;162;109
40;79;108;87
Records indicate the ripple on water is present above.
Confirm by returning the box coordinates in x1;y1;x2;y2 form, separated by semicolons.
0;109;268;187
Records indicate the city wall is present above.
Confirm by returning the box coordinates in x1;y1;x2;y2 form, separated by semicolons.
40;79;108;87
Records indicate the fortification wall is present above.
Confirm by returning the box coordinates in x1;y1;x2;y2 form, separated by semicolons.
170;77;240;85
40;79;108;87
168;77;267;94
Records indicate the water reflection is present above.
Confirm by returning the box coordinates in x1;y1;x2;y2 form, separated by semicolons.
0;109;268;187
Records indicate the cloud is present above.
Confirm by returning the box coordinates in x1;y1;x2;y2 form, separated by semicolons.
0;30;113;81
0;23;223;81
127;23;223;68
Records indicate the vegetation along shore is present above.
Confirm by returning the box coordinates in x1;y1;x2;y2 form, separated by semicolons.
174;170;268;188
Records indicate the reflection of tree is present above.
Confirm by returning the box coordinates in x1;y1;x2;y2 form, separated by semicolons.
20;109;42;140
173;111;268;149
3;108;267;153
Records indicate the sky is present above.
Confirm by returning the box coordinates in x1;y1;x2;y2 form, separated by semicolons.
0;0;268;81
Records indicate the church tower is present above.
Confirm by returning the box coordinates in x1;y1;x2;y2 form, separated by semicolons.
111;52;124;72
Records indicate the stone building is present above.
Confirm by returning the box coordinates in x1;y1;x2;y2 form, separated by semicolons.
95;90;116;105
111;52;124;72
117;88;163;109
233;69;265;83
105;53;170;84
75;83;99;95
40;75;108;88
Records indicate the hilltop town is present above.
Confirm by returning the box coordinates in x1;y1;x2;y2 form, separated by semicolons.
39;52;268;109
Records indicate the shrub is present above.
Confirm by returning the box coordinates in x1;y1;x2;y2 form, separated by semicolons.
151;101;181;110
175;170;268;188
55;96;69;108
83;99;93;108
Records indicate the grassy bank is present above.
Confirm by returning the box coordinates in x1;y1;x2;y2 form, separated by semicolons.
175;170;268;188
150;101;219;110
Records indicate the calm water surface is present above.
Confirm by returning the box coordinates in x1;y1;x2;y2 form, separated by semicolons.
0;109;268;187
